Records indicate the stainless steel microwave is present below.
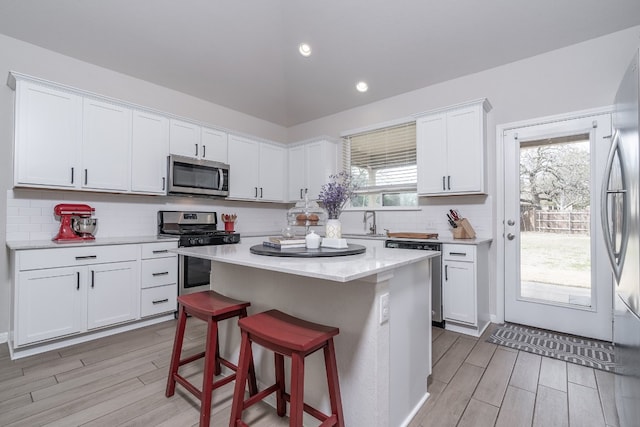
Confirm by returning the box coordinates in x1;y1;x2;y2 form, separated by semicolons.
167;155;230;197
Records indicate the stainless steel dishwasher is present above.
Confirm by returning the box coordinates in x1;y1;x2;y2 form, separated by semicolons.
384;240;443;327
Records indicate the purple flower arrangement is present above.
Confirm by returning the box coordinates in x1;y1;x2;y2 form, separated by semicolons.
317;172;358;219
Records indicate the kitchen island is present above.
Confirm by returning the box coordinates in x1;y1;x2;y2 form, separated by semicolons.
174;237;439;427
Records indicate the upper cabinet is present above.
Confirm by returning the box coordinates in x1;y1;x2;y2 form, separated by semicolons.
14;80;82;189
169;119;228;163
287;139;338;202
227;134;285;202
416;99;492;196
81;98;132;191
131;110;169;194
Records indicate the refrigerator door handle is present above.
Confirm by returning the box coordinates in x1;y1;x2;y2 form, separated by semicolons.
601;130;628;282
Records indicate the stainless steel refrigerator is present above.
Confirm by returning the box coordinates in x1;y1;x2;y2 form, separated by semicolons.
603;47;640;427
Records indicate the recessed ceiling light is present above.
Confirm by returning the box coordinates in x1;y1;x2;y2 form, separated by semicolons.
298;43;312;57
356;81;369;92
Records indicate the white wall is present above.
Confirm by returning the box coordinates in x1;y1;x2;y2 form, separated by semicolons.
0;33;290;339
288;25;640;321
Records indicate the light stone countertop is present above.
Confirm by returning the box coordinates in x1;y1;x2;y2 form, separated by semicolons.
173;236;439;283
6;235;179;250
242;230;492;245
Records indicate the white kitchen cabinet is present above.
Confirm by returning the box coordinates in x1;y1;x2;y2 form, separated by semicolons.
86;261;139;330
13;79;82;189
442;242;490;337
288;139;338;201
16;267;84;346
12;244;141;347
131;110;169;194
140;242;178;317
82;98;132;191
416;99;491;196
201;127;228;163
170;120;228;162
169;119;201;159
228;134;285;201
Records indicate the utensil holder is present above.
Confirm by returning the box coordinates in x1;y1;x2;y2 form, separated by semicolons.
452;218;476;239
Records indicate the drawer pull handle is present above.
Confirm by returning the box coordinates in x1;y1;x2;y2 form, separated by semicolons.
152;272;169;276
152;298;169;305
152;250;169;254
75;255;97;260
449;252;467;256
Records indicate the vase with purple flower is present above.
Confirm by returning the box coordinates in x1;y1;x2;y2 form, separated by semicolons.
318;172;358;239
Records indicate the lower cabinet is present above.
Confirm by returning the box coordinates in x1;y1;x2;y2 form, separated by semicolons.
12;241;177;351
442;242;491;337
87;261;139;330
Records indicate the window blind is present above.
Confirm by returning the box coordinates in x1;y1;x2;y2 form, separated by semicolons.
343;121;417;192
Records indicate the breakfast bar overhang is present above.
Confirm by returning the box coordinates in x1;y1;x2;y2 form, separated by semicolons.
174;238;439;427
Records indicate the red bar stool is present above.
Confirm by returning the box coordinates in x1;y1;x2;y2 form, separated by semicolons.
166;290;258;427
229;309;345;427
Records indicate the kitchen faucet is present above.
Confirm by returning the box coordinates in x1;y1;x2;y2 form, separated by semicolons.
363;210;377;235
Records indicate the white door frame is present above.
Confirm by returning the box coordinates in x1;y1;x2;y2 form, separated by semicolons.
495;106;614;326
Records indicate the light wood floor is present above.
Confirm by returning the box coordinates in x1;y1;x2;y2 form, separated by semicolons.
0;319;619;426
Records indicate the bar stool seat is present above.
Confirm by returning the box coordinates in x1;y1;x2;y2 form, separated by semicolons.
229;309;344;427
166;290;257;427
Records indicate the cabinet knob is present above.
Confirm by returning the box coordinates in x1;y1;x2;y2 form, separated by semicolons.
507;233;515;240
507;219;515;226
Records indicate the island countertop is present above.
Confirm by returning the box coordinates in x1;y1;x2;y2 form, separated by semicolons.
173;237;439;283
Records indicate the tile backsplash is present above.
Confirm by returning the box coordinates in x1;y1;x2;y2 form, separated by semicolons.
6;189;494;242
6;189;290;242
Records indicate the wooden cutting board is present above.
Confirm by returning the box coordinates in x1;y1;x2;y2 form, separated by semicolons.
386;232;439;239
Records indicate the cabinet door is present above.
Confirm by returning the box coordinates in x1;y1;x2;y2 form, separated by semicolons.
169;119;201;158
446;105;483;193
16;267;84;346
416;113;448;195
443;260;476;325
227;135;260;199
131;110;169;194
82;98;132;191
15;81;82;188
87;261;139;330
201;127;228;162
288;145;307;201
259;143;285;201
306;141;337;200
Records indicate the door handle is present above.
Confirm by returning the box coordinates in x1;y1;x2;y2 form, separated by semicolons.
91;270;95;288
76;271;80;290
162;177;165;191
202;145;206;158
507;233;515;240
71;167;74;184
195;143;199;157
447;175;451;190
442;176;446;191
84;169;88;185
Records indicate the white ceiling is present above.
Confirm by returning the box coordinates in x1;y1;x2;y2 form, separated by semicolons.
1;0;639;127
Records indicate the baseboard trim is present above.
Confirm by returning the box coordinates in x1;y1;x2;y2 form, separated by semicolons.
0;332;8;344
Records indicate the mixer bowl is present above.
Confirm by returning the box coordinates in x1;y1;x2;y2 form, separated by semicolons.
72;217;97;236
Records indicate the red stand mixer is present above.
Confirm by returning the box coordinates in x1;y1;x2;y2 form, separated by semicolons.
53;203;97;242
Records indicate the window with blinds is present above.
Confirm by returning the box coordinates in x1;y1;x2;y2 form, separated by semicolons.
342;121;417;208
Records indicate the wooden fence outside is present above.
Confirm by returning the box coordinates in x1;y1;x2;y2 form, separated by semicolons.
520;209;590;235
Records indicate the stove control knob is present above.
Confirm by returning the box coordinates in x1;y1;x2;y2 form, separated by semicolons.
189;238;197;246
198;238;204;245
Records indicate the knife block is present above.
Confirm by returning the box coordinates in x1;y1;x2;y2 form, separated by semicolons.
452;218;476;239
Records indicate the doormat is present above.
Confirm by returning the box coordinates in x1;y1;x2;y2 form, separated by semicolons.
486;323;616;372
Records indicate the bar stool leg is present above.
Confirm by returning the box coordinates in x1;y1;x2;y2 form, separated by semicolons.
275;353;286;417
289;352;305;427
166;305;187;397
324;339;345;427
200;317;218;427
240;308;259;396
229;330;252;427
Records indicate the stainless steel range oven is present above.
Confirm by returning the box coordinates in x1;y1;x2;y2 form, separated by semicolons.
158;211;240;295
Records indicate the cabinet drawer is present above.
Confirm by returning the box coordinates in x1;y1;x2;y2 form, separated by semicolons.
442;244;475;262
141;284;177;317
141;258;177;288
19;244;139;271
141;241;178;259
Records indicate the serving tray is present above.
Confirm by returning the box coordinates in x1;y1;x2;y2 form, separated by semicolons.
250;244;366;258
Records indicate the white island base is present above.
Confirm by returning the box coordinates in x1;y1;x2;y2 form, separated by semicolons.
175;241;436;427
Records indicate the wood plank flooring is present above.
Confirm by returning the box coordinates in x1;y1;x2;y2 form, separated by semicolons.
0;320;619;426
